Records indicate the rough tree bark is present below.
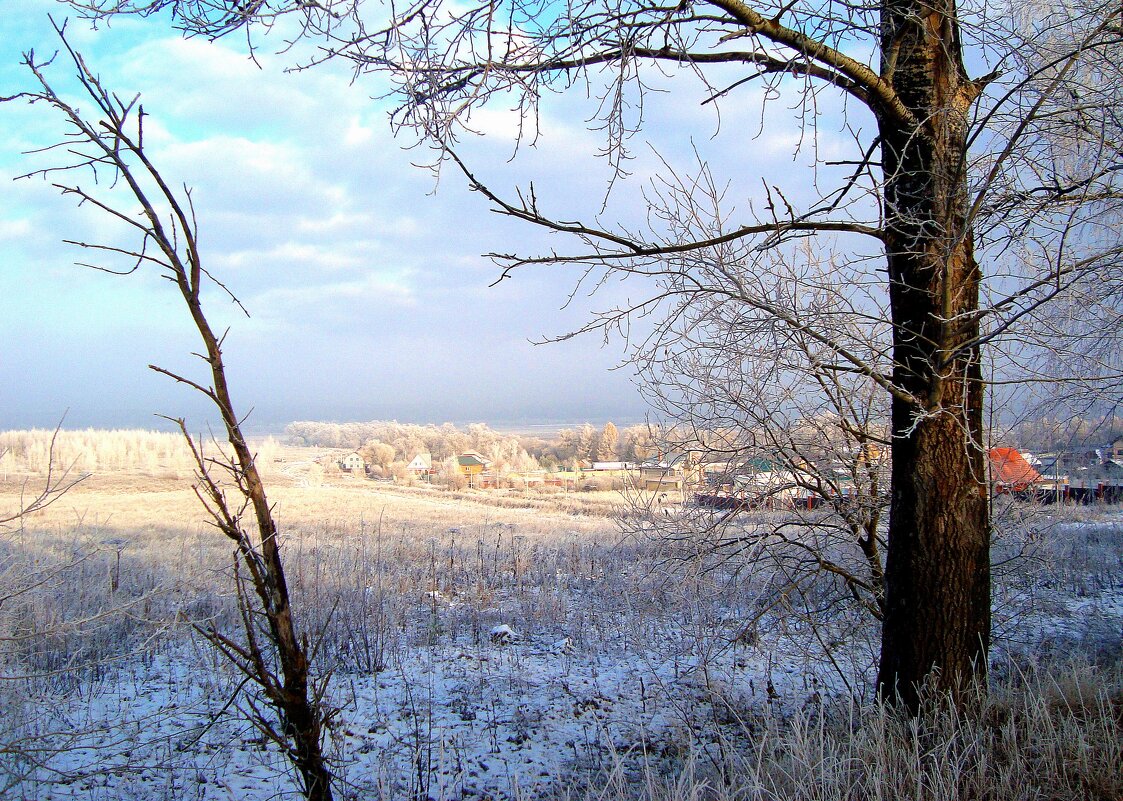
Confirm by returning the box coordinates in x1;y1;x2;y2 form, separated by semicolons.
877;0;991;704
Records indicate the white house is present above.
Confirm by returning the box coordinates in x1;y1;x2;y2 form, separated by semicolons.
340;452;366;472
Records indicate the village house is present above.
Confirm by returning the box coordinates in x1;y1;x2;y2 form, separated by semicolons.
988;448;1043;494
456;452;493;487
1030;453;1066;487
339;452;366;473
637;453;699;493
406;452;434;482
638;463;682;492
734;457;814;505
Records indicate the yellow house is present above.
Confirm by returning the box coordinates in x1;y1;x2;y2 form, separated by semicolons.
456;452;492;486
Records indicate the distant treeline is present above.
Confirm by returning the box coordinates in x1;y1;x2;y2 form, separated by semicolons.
284;420;537;472
1009;413;1123;453
0;428;197;473
283;420;661;470
0;421;665;478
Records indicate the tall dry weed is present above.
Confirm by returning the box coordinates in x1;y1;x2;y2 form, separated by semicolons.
583;659;1123;801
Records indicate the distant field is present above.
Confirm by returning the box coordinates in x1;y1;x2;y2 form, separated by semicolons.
0;435;631;526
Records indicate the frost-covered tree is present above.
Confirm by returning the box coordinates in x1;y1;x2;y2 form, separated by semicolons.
361;441;396;471
596;422;620;462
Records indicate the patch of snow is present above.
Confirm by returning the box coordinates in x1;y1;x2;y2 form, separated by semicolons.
490;624;516;644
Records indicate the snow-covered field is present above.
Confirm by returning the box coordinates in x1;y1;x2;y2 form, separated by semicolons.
3;473;1121;800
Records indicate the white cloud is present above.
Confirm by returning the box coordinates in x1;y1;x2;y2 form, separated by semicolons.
465;106;540;143
159;135;313;191
0;218;32;241
0;3;653;427
295;211;422;238
252;270;417;317
342;117;377;148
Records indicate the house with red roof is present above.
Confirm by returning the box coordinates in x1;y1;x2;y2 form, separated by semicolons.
988;448;1043;493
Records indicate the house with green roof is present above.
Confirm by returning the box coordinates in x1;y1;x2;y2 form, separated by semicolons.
456;452;493;487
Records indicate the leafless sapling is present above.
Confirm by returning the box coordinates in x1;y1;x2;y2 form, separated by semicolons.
4;21;335;800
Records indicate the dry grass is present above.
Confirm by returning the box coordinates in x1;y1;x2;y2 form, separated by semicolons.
0;456;631;688
0;455;622;532
587;661;1123;801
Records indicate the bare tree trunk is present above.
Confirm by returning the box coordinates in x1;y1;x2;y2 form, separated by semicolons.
189;306;334;801
877;0;991;708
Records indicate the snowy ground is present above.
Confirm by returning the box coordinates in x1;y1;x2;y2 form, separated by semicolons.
5;498;1123;801
18;621;868;801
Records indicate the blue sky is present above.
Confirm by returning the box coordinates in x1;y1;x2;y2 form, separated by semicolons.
0;1;862;432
